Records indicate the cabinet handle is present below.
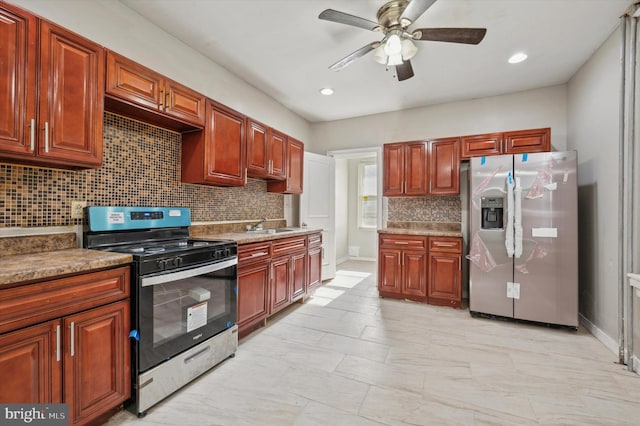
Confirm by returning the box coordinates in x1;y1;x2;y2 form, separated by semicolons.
70;322;75;357
395;241;409;245
29;118;35;151
160;89;165;109
436;243;456;247
44;122;49;153
55;325;61;362
249;252;264;258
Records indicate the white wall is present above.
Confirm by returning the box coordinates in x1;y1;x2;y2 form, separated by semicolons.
308;85;567;154
335;159;349;263
567;28;622;349
10;0;311;143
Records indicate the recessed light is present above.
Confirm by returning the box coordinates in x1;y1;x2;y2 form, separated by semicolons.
319;87;334;96
508;52;528;64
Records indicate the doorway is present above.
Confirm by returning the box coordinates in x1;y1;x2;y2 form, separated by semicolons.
328;148;383;265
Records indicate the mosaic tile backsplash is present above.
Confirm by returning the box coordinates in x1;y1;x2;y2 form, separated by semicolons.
0;113;283;228
387;196;461;223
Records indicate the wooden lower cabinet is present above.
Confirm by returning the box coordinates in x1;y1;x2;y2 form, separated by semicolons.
237;260;270;336
307;245;322;291
0;320;61;404
0;267;131;425
291;252;306;301
270;256;291;314
378;233;462;308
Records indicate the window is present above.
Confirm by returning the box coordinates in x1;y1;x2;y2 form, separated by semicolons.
358;160;377;229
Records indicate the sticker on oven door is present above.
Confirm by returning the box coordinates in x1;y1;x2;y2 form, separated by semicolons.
187;302;208;333
169;209;182;217
107;212;125;224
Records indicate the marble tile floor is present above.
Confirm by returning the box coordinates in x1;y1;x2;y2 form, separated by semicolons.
105;260;639;426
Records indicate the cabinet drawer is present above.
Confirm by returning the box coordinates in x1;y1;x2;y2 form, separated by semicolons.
238;242;272;266
308;232;322;248
429;237;462;253
0;266;130;335
272;236;307;256
379;234;428;250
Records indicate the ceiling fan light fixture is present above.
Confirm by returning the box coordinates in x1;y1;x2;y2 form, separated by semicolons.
401;38;417;60
384;34;402;56
373;44;388;64
387;53;403;66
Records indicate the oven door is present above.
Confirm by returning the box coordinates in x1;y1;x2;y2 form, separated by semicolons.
138;258;237;372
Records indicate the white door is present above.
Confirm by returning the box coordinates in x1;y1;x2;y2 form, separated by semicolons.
300;152;336;280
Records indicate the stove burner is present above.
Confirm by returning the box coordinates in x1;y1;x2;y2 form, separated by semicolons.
130;247;145;253
192;241;209;247
145;247;166;254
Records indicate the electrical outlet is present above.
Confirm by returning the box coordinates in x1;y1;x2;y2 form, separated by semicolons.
71;201;87;219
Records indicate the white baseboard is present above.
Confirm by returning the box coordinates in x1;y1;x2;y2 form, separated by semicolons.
349;257;376;262
632;355;639;374
336;256;350;265
579;313;619;355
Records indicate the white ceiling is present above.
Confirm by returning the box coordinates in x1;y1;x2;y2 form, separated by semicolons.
119;0;631;123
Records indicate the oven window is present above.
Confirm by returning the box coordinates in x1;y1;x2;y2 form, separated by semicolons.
152;273;230;347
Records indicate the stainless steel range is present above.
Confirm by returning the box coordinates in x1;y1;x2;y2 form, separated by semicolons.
84;206;238;417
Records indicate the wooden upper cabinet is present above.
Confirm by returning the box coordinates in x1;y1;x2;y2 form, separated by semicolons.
267;137;303;194
404;141;429;195
461;128;551;158
0;3;36;157
0;3;103;169
429;137;460;195
246;118;287;180
383;141;429;196
105;50;205;129
383;143;405;196
461;132;502;159
181;100;247;186
503;128;550;154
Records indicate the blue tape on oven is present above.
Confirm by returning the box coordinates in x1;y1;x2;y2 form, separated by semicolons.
522;153;528;162
226;321;233;329
129;330;140;341
481;156;486;165
234;285;238;296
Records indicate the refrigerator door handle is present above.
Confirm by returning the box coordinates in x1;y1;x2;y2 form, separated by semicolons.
505;173;515;258
514;176;523;258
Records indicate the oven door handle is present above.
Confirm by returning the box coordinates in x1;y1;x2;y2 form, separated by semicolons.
141;257;237;287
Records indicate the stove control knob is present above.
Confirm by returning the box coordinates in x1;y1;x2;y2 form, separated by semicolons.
212;250;222;260
224;248;231;257
156;259;167;270
173;257;183;267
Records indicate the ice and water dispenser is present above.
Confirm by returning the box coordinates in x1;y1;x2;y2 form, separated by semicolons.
480;197;504;229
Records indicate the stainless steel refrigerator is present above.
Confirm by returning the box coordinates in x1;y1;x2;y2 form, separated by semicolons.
468;151;578;328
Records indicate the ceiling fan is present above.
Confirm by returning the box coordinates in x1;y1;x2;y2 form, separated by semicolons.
318;0;487;81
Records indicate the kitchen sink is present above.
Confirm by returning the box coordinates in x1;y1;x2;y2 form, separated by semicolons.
245;228;296;234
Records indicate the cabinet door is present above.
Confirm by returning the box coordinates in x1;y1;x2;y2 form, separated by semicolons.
268;137;303;193
247;118;269;176
404;141;429;195
378;249;402;295
503;128;550;154
164;78;205;126
105;50;162;112
460;133;503;159
428;253;461;307
291;251;306;301
39;20;104;167
237;260;270;331
307;246;322;291
383;143;404;196
0;320;61;404
64;300;130;425
270;257;291;314
402;250;427;299
429;137;460;195
269;129;287;179
0;3;36;158
182;100;246;186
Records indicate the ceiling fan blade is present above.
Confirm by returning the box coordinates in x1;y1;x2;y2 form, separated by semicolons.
396;60;414;81
414;28;487;44
399;0;438;26
319;9;380;31
329;42;381;71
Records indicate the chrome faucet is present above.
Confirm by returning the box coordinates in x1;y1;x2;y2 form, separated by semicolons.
248;218;267;231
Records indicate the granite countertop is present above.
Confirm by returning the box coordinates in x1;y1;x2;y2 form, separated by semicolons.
0;249;133;287
196;227;323;245
378;228;463;238
378;221;463;238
